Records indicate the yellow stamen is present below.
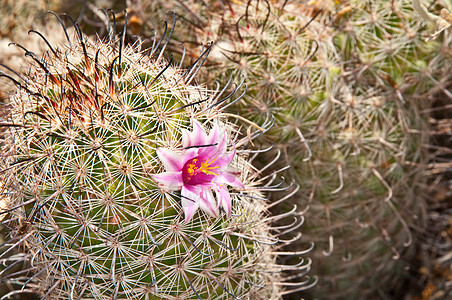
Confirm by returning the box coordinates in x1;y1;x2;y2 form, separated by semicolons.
199;158;220;176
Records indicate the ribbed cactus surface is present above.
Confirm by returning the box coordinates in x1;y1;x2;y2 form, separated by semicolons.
0;13;309;299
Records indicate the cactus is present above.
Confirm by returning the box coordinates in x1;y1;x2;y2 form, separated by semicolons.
139;0;449;298
0;11;312;299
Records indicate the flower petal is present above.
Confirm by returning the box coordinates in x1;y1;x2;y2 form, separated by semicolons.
199;187;219;218
215;130;228;155
214;184;232;217
151;171;183;190
181;185;200;222
156;147;198;172
181;128;191;148
213;172;244;189
199;133;228;159
156;148;184;171
212;150;235;168
207;123;219;145
183;120;208;148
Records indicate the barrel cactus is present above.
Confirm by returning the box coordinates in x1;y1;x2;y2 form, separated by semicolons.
140;0;448;298
0;11;311;299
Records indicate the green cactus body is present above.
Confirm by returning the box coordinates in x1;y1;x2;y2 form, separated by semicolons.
0;15;308;299
141;0;447;298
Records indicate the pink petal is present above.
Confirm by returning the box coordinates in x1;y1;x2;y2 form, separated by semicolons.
192;120;208;145
156;148;184;171
207;123;219;145
156;147;198;172
183;120;208;148
213;150;235;168
181;128;191;148
198;187;219;218
214;172;244;189
198;129;228;158
214;184;232;217
151;171;183;190
181;185;200;222
215;131;228;155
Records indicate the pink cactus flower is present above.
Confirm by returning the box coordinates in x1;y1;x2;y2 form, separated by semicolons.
151;121;244;222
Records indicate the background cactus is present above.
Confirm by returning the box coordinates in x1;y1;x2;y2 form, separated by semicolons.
135;0;451;298
0;12;312;299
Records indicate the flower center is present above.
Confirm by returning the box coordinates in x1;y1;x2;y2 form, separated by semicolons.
182;157;219;185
